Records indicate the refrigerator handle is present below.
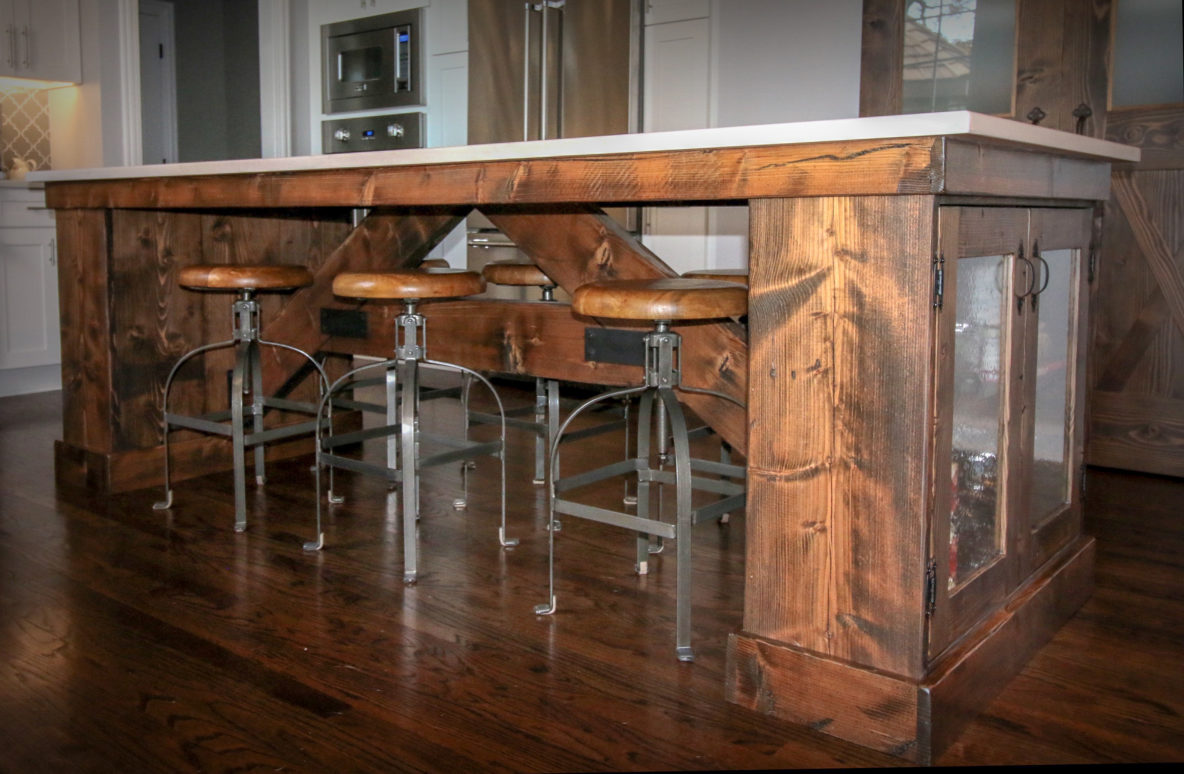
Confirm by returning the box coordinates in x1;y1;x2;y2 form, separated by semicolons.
523;2;533;141
539;2;549;140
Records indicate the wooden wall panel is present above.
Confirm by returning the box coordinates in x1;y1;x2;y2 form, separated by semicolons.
1015;0;1111;136
56;209;113;454
744;196;936;678
109;210;206;451
1090;164;1184;476
859;0;904;118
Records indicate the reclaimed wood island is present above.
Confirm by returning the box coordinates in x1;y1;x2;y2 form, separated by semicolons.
32;112;1138;763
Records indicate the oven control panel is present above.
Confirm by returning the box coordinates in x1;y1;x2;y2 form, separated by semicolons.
321;112;425;153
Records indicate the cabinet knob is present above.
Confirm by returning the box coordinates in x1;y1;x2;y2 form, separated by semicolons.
1026;107;1047;125
334;128;351;142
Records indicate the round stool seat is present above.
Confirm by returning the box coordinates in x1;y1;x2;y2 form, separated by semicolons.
682;268;749;285
573;278;747;321
333;269;485;300
482;261;555;287
419;258;450;269
178;264;313;291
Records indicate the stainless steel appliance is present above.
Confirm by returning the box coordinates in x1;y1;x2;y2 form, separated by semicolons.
322;9;424;114
322;112;425;153
465;0;642;287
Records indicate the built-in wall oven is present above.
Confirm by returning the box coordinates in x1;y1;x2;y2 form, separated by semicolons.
322;9;424;114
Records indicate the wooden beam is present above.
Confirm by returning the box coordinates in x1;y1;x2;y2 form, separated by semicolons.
859;0;904;117
486;208;748;454
1111;172;1184;340
324;299;646;387
258;208;469;396
43;139;944;210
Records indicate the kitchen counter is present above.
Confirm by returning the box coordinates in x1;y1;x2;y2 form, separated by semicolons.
37;113;1136;763
30;111;1136;186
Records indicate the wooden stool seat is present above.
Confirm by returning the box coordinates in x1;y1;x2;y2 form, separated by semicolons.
682;268;749;285
419;258;450;269
573;278;747;321
482;261;555;287
333;269;485;300
177;264;314;291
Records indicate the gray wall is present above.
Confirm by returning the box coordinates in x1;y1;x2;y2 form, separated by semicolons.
173;0;261;162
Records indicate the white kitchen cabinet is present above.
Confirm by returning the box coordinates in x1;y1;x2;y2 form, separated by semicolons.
0;186;60;396
0;0;81;82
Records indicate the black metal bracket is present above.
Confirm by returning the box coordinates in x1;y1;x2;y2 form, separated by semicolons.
584;327;647;367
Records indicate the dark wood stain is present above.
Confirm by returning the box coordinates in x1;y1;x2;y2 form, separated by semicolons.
2;389;1180;770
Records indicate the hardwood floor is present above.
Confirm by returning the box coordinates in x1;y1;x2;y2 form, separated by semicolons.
1;387;1181;772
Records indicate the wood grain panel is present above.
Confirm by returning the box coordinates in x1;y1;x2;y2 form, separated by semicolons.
726;632;922;761
108;210;207;451
1088;392;1184;476
1015;0;1070;131
1106;106;1184;170
859;0;904;118
487;208;748;453
1060;0;1112;138
55;209;113;453
744;196;936;677
1111;173;1184;339
42;139;944;210
942;141;1112;200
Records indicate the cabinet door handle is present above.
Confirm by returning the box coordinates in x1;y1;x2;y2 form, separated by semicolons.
20;25;29;69
1016;246;1036;314
1030;242;1050;312
50;238;57;267
1031;242;1050;296
5;25;14;69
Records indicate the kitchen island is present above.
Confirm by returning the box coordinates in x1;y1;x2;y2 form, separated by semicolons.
32;112;1138;763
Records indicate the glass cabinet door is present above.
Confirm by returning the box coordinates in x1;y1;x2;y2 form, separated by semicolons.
929;207;1092;658
929;207;1028;656
1022;208;1091;574
948;251;1008;588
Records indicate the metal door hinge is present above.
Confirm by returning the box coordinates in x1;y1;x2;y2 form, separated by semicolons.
925;558;938;617
933;253;945;310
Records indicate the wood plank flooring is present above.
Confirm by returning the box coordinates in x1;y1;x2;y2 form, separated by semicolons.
1;387;1181;771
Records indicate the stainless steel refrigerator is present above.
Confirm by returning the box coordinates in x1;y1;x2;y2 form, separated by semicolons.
466;0;642;299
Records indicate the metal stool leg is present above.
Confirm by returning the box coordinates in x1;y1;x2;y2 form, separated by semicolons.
154;339;236;511
230;340;251;532
399;355;420;582
535;384;647;618
250;338;267;486
659;386;696;662
634;390;656;574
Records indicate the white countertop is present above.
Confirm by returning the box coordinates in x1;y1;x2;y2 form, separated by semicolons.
29;111;1139;184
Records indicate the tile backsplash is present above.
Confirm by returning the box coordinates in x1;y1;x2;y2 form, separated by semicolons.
0;86;52;177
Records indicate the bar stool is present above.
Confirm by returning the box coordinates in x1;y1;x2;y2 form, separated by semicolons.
153;263;328;532
304;268;516;583
534;278;747;661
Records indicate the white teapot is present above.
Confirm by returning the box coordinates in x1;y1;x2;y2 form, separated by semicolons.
8;157;38;181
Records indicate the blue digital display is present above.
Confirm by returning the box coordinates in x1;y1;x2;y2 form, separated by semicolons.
363;129;375;138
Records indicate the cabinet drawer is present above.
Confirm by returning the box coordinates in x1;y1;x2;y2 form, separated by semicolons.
0;191;54;228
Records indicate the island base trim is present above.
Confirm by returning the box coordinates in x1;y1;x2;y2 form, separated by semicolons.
725;536;1095;764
